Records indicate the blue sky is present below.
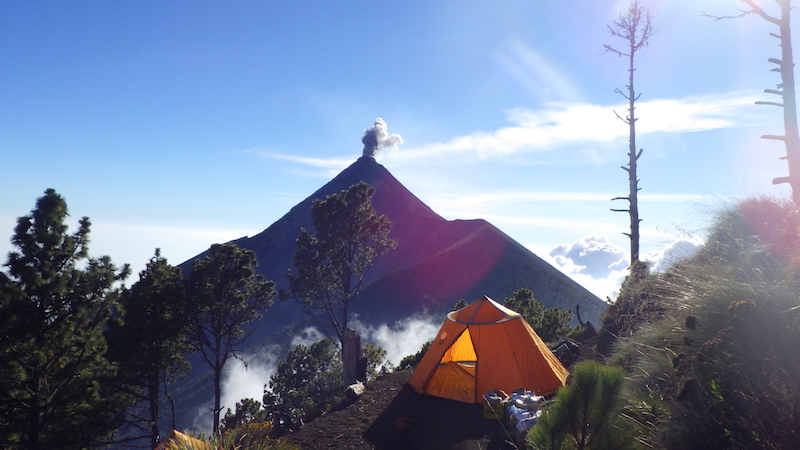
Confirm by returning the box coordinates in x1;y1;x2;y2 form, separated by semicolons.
1;0;794;299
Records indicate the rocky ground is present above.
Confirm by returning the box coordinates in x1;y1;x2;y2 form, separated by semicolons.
284;370;520;450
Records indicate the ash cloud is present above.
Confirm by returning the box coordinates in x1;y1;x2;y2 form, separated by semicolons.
362;118;403;158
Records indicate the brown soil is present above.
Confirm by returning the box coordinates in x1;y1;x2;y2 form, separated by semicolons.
284;370;520;450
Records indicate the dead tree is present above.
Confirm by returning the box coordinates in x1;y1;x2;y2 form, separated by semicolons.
605;0;655;264
706;0;800;203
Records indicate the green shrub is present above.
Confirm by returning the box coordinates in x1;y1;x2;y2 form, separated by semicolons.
527;361;638;450
396;340;431;370
504;289;573;343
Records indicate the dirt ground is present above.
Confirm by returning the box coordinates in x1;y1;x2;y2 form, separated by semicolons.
284;370;521;450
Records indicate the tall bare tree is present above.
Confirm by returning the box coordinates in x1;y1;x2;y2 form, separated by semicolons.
706;0;800;203
605;0;655;265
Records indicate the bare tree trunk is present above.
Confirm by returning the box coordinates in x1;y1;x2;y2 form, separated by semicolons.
725;0;800;202
769;0;800;203
606;0;652;265
626;38;642;264
342;328;362;385
213;336;223;433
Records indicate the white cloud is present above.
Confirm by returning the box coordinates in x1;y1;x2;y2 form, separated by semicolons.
290;327;327;348
642;237;702;272
189;314;441;433
193;346;281;433
550;235;629;279
350;313;440;366
546;235;705;301
544;235;630;300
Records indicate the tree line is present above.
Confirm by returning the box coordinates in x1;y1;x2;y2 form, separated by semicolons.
0;189;275;448
0;181;396;449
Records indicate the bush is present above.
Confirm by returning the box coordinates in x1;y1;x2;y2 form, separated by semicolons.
261;337;391;433
263;338;344;433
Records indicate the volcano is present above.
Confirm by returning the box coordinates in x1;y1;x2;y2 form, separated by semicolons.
188;155;605;331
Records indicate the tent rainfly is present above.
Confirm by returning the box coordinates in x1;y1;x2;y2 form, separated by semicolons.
407;295;569;403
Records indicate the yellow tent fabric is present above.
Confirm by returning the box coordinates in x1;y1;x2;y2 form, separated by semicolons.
407;295;569;403
153;430;212;450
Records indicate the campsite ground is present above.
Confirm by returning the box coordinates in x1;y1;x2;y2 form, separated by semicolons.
284;369;519;450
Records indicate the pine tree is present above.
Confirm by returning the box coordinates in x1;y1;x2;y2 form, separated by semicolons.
185;243;275;432
107;249;193;448
527;361;638;450
504;289;572;343
287;181;396;345
0;189;131;449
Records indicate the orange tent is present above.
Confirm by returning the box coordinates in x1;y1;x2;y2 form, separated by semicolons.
407;296;569;403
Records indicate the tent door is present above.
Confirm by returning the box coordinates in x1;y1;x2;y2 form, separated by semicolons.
423;328;478;403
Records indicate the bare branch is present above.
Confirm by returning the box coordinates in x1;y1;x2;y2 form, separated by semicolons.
742;0;781;25
702;10;752;22
613;110;630;124
773;176;792;184
603;43;629;58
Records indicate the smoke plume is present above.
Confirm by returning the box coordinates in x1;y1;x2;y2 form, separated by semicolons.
362;118;403;158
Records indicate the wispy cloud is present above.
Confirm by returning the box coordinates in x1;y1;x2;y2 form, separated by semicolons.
422;190;706;207
242;149;356;174
252;90;766;170
383;91;764;164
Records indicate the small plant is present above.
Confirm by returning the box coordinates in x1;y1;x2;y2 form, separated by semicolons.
164;427;299;450
527;361;638;450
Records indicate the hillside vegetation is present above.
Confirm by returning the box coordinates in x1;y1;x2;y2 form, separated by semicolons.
599;197;800;449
